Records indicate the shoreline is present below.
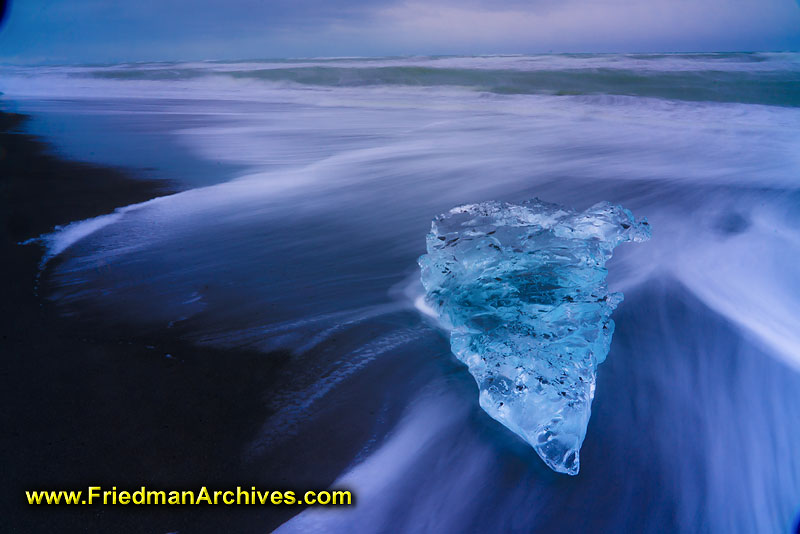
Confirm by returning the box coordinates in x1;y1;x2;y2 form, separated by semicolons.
0;109;297;533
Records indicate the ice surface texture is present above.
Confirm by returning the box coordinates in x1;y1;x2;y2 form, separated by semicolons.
419;199;651;474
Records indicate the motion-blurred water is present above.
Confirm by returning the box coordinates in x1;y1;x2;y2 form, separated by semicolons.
3;54;800;533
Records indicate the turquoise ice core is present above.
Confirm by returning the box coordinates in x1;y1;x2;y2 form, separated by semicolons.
419;199;651;474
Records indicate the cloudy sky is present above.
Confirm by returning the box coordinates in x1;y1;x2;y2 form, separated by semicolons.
1;0;799;63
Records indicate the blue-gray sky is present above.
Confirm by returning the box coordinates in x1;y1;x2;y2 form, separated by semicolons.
1;0;799;63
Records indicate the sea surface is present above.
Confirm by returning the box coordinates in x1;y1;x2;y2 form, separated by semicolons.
2;53;800;533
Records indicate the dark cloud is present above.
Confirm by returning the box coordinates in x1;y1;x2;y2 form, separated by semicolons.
0;0;9;28
1;0;798;63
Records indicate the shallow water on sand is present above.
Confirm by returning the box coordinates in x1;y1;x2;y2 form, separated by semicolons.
3;54;800;532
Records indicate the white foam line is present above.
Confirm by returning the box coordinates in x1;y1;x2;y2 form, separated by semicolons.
192;302;407;350
20;195;163;266
274;389;468;534
247;325;427;455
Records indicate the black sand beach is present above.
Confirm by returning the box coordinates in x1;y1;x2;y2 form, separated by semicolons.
0;109;298;533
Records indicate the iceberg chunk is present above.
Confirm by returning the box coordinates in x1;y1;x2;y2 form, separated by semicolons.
418;199;650;475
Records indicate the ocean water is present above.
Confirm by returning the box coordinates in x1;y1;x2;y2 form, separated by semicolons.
2;53;800;533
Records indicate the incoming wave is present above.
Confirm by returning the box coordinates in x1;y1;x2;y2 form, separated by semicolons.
81;65;800;107
3;53;800;107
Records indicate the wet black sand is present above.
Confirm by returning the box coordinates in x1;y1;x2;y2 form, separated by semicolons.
0;109;302;533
